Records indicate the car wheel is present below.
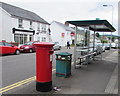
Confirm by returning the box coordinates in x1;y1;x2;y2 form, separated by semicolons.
29;49;33;53
15;50;20;55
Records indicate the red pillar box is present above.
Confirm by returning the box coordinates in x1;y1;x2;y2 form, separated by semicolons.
33;42;54;92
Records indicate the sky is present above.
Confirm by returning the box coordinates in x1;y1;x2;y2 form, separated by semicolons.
1;0;119;35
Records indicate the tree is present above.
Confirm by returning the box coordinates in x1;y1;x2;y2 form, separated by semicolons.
101;39;108;43
112;36;115;42
96;33;100;38
108;36;111;40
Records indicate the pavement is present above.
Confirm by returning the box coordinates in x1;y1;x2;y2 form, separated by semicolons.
2;49;118;95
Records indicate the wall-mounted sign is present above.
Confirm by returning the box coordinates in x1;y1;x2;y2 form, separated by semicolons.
71;32;75;36
61;33;65;38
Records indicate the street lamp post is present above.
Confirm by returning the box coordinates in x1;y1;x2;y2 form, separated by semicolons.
103;4;114;49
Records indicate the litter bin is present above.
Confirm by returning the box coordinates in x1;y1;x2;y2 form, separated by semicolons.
56;52;72;77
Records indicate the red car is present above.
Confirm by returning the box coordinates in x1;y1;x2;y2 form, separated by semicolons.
20;41;38;53
0;41;20;55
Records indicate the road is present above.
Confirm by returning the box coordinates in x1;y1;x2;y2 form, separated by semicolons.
2;47;74;88
1;47;117;88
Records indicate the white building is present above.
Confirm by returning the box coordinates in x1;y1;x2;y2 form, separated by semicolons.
0;2;50;45
50;21;74;46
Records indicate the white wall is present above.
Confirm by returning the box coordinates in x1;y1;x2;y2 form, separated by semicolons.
12;17;34;30
1;8;50;43
33;22;50;42
50;22;72;46
50;22;64;46
0;8;2;41
1;8;12;42
12;17;50;42
64;31;72;45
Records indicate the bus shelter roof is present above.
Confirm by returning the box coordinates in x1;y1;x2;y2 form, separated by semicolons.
66;20;116;32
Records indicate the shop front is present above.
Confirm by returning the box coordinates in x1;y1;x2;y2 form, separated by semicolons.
12;28;35;45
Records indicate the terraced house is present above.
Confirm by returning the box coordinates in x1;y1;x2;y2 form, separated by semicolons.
0;2;50;45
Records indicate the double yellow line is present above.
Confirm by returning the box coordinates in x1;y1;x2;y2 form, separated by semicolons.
0;76;36;93
0;69;56;93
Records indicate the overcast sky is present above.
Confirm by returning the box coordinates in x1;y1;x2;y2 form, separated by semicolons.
1;0;119;35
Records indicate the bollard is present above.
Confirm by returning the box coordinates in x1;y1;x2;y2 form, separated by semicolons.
33;42;54;92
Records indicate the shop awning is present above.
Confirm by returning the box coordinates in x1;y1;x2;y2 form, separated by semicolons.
12;28;35;35
66;20;116;32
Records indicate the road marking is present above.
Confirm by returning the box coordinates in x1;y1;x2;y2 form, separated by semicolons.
0;69;56;93
0;61;74;93
105;65;118;94
0;76;35;91
0;77;35;93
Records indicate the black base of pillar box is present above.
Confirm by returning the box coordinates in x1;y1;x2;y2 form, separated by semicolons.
36;81;52;92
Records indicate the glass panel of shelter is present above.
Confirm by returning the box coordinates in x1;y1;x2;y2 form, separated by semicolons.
75;27;90;64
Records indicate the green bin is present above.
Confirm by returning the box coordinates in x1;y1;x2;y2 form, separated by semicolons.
56;52;72;77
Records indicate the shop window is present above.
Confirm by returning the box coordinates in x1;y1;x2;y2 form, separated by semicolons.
14;34;30;44
29;35;33;41
18;18;23;28
24;34;27;43
14;34;19;43
20;34;24;44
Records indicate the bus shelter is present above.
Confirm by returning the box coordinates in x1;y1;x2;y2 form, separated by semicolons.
66;20;116;68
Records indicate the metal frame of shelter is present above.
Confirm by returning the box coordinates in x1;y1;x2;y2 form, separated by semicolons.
66;20;116;68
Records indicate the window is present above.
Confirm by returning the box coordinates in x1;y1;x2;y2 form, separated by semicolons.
37;23;40;31
0;42;4;46
42;37;46;42
14;34;19;44
41;24;46;31
37;37;40;41
14;34;31;44
30;21;33;30
41;24;46;33
24;42;33;45
24;34;27;43
29;35;33;41
4;42;12;46
30;21;32;26
20;34;24;44
18;18;23;28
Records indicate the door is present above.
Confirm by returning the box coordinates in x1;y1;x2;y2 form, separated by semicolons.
0;42;6;54
4;42;15;54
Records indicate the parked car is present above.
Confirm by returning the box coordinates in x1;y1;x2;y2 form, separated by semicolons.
20;41;39;53
89;43;102;54
111;43;118;49
104;43;110;50
0;41;20;55
52;42;61;50
97;43;106;52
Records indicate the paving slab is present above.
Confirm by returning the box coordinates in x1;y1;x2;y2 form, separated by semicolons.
2;50;118;95
2;60;117;95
